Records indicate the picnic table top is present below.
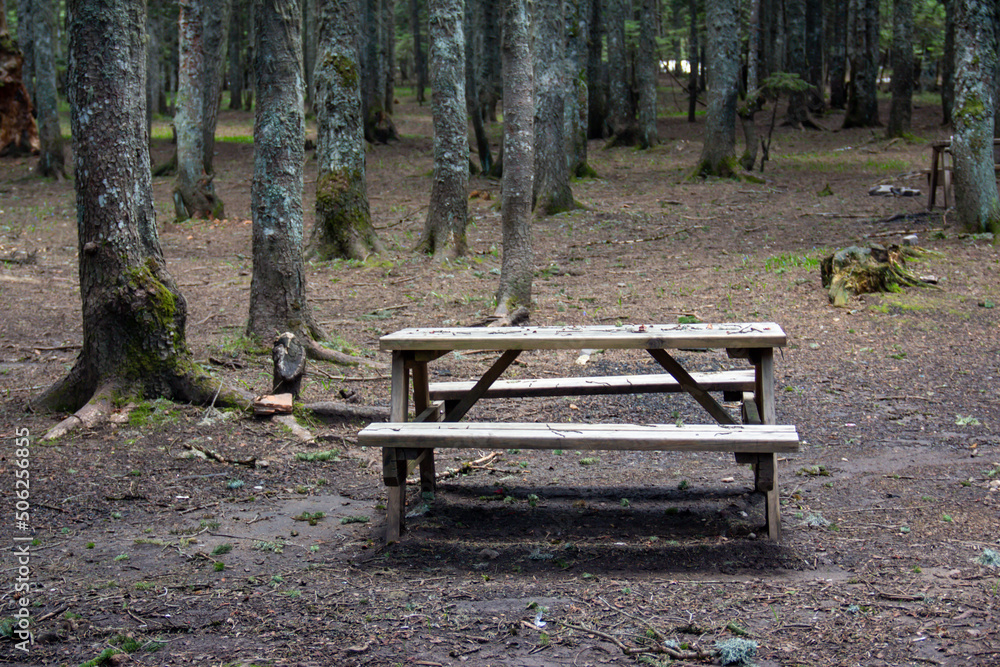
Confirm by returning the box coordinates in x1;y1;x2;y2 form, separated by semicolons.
379;322;786;352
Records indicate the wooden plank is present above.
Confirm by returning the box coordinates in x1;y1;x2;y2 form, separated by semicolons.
443;349;521;422
756;348;776;425
359;422;800;453
380;323;787;352
646;349;737;425
389;352;409;422
428;370;755;400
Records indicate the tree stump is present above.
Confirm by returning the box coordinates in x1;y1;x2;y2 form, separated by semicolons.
0;35;40;157
820;244;933;307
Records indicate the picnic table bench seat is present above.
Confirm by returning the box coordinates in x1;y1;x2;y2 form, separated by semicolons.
358;420;800;542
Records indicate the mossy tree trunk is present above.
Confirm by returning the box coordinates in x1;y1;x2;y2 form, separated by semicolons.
828;0;847;109
495;0;534;316
37;0;245;416
693;0;739;178
34;0;65;179
636;0;658;150
416;0;469;259
605;0;634;142
228;0;247;110
586;0;607;138
532;0;575;215
951;0;1000;234
782;0;809;127
886;0;913;138
411;0;427;104
247;0;322;341
202;0;229;176
174;0;225;221
308;0;384;261
843;0;880;128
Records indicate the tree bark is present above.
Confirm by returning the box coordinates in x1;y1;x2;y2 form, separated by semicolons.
804;0;824;112
34;0;65;178
693;0;739;177
951;0;1000;234
565;0;594;175
37;0;245;415
466;0;493;173
202;0;229;175
0;23;40;157
586;0;606;137
16;0;33;103
886;0;913;138
174;0;225;220
828;0;847;108
495;0;533;315
782;0;811;127
843;0;880;128
308;0;385;261
686;0;699;123
247;0;321;341
411;0;427;104
739;0;762;171
229;0;247;109
636;0;658;148
941;0;955;124
532;0;575;214
605;0;633;141
415;0;469;258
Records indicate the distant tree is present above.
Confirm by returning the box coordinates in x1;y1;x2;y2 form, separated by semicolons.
782;0;810;126
843;0;880;127
686;0;699;123
38;0;245;436
0;4;40;157
887;0;914;138
174;0;225;220
34;0;64;178
565;0;595;175
308;0;384;261
828;0;847;108
532;0;575;214
951;0;1000;233
361;0;397;142
738;0;763;170
228;0;247;109
804;0;824;112
605;0;634;142
415;0;469;258
15;0;32;103
636;0;658;149
466;0;493;173
201;0;229;176
411;0;427;104
941;0;955;123
586;0;607;137
693;0;739;177
247;0;321;342
495;0;534;318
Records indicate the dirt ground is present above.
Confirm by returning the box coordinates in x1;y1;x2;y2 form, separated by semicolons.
1;92;999;667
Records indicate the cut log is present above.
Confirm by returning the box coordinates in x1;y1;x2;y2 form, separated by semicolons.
253;393;294;416
302;401;390;422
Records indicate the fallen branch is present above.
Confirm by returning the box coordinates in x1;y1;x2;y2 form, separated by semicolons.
183;443;256;467
302;401;390;422
558;621;712;660
304;338;387;369
43;392;112;441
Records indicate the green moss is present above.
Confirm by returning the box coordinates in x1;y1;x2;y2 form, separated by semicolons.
955;94;987;123
324;54;359;89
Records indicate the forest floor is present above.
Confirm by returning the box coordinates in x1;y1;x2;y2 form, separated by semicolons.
1;91;999;667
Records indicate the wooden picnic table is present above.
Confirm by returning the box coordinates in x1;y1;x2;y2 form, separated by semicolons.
360;323;798;543
928;138;1000;210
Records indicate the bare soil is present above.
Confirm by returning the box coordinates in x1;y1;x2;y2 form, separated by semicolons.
1;95;999;667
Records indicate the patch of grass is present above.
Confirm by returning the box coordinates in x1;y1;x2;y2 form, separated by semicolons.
677;480;690;490
340;515;369;524
293;511;326;525
296;449;341;462
253;540;285;553
214;561;225;572
211;543;233;556
114;553;129;562
134;581;156;591
797;464;830;477
578;456;599;466
764;252;822;273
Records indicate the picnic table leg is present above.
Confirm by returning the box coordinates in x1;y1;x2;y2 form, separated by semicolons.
384;352;410;543
754;348;782;541
411;361;437;496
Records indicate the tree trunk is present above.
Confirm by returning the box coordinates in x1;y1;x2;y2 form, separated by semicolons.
586;0;606;137
495;0;533;316
174;0;225;220
38;0;243;414
415;0;469;258
411;0;427;104
247;0;321;340
466;0;493;173
308;0;385;261
532;0;574;214
303;0;316;112
229;0;246;109
693;0;739;177
202;0;229;176
941;0;954;124
782;0;809;127
739;0;762;171
0;23;40;157
951;0;1000;234
636;0;658;149
146;5;164;132
605;0;633;140
565;0;594;175
843;0;880;128
686;0;699;123
828;0;847;108
886;0;913;138
804;0;824;112
34;0;65;178
384;0;396;115
16;0;33;104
